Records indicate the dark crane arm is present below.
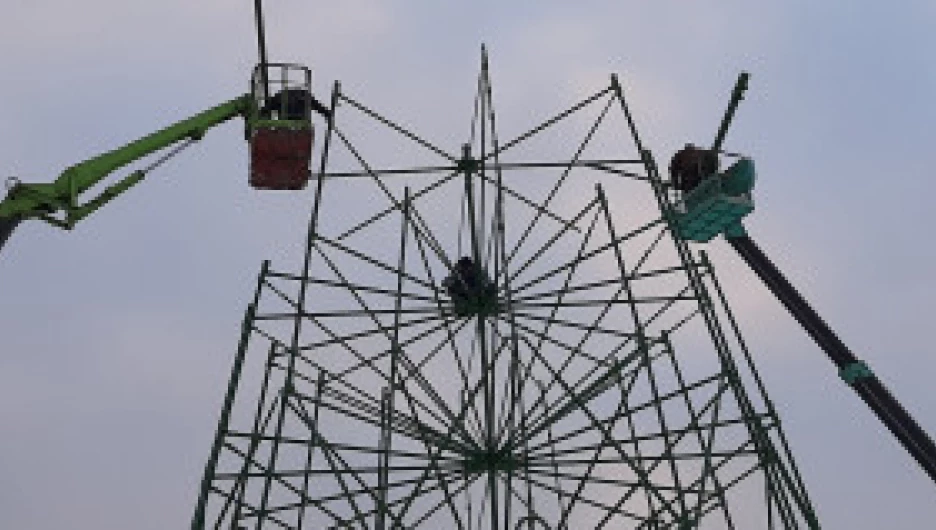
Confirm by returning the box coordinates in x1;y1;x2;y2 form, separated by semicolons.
674;71;936;486
726;233;936;484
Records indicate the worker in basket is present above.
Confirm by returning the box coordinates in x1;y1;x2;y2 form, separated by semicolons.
669;143;719;193
443;257;494;303
260;87;331;121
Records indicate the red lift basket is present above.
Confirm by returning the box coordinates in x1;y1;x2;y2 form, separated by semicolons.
249;126;313;190
247;63;315;190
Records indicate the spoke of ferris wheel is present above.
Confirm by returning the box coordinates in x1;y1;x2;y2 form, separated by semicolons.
500;333;681;520
499;196;599;290
407;225;489;441
511;266;687;306
288;312;464;422
491;322;523;452
552;411;759;527
512;293;701;311
509;229;693;416
323;467;478;530
526;464;713;495
295;310;456;352
555;376;632;528
218;452;471;480
688;358;731;525
223;431;468;467
231;467;464;529
319;159;643;180
298;247;453;402
519;337;640;439
400;390;486;528
472;466;492;530
379;197;407;530
524;375;727;460
625;450;764;530
463;332;510;443
500;481;558;529
332;160;583;247
206;487;295;529
281;334;480;454
295;398;428;528
507;471;653;526
483;84;613;162
477;70;488;267
505;94;615;269
504;287;698;428
493;209;599;448
472;314;507;448
493;316;613;409
216;448;461;524
510;309;643;341
511;328;650;448
522;352;643;445
393;317;497;434
220;412;364;526
508;215;665;295
493;144;519;458
508;227;676;307
333;127;451;267
457;327;487;440
523;378;736;470
339;92;457;163
598;183;692;517
254;278;446;334
312;236;437;293
392;387;471;529
657;335;738;527
293;373;476;456
336;166;458;242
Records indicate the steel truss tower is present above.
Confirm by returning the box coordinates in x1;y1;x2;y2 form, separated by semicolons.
193;50;820;529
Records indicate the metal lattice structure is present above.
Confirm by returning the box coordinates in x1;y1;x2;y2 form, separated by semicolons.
192;50;819;529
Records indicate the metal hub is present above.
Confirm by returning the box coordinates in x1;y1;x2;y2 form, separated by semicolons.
462;449;523;473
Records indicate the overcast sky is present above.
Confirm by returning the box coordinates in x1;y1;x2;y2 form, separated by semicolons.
1;1;935;528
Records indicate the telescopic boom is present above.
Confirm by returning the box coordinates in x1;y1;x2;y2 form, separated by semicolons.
698;73;936;485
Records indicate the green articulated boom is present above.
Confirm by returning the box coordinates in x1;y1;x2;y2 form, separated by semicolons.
0;95;251;252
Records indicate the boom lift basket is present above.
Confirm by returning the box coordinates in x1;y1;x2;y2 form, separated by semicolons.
247;63;314;190
672;157;756;242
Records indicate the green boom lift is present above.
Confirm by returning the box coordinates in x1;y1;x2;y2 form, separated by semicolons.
0;0;319;254
0;95;250;247
0;61;323;255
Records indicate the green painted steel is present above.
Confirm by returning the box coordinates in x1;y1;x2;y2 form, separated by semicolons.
720;158;756;196
839;361;874;386
194;52;818;528
672;168;755;243
0;95;249;229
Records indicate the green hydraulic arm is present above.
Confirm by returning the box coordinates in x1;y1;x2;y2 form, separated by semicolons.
0;94;251;252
